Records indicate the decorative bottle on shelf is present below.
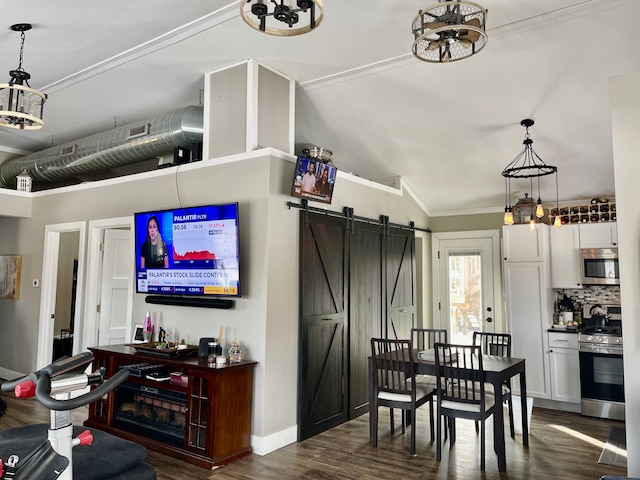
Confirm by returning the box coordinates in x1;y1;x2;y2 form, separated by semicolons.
143;311;152;343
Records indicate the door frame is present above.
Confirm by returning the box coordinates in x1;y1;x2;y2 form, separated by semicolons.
82;217;134;353
36;221;87;370
431;229;503;334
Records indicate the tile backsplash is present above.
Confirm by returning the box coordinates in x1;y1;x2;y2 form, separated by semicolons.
554;286;621;312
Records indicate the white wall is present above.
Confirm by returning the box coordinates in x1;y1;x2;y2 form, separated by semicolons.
610;70;640;476
0;148;429;453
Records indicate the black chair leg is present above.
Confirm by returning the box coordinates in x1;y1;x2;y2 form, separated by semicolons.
371;405;378;448
450;418;456;445
428;398;435;441
390;408;395;434
507;396;515;438
410;409;417;456
480;419;486;471
436;407;442;461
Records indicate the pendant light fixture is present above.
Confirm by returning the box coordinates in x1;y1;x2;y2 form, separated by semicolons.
240;0;324;36
502;119;559;229
0;23;47;130
412;0;488;63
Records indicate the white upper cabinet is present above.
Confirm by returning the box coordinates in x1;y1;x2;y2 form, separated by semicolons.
502;224;549;262
579;223;618;249
550;224;582;289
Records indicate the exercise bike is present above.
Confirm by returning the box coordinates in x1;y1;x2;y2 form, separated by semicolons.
0;352;156;480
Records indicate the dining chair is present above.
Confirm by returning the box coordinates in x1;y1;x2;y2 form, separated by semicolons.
411;328;448;389
370;338;434;455
434;342;496;471
411;328;448;352
410;328;447;439
472;332;515;438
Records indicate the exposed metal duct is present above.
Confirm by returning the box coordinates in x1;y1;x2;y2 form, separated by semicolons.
0;105;203;188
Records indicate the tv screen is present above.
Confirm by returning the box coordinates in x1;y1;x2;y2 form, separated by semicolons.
291;156;337;204
134;203;240;297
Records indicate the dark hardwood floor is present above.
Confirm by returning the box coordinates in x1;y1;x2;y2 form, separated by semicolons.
0;390;627;479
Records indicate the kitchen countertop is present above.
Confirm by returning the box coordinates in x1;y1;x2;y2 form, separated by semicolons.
548;326;579;333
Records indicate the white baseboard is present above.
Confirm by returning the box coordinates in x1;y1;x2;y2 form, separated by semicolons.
251;424;297;456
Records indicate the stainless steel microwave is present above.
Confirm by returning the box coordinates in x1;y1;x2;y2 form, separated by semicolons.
580;248;620;286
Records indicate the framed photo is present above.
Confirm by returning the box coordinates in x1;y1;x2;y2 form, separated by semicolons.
0;255;22;300
131;324;146;344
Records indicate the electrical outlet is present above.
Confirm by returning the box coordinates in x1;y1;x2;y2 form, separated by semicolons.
32;279;40;287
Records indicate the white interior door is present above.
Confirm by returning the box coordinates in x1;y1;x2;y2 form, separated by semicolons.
432;230;502;344
97;229;132;346
37;222;86;370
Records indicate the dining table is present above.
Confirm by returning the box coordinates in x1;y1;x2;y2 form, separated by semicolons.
368;349;528;472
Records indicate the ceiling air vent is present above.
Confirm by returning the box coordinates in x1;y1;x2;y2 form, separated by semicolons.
59;144;77;157
127;124;151;140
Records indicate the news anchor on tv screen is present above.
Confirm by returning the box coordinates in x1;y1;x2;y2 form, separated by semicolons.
140;215;169;269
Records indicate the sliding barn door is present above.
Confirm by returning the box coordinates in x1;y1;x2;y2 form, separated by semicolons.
298;212;417;438
298;213;348;440
348;222;383;418
384;227;416;341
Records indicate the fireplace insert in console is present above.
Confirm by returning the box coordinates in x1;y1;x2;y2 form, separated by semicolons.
113;381;187;447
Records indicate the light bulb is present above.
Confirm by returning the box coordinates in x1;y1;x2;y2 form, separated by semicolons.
554;215;561;228
535;198;544;218
503;208;514;226
529;218;537;231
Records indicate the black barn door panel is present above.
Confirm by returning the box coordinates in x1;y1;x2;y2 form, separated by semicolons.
348;222;382;418
298;213;348;440
385;228;416;341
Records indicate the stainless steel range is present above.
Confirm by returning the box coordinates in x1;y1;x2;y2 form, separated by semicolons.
578;304;624;421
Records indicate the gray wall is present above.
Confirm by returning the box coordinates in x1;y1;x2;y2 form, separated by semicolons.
0;149;429;452
429;212;503;232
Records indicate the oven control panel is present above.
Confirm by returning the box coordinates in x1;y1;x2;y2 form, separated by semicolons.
579;334;623;345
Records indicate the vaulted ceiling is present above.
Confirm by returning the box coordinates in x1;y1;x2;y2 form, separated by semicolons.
0;0;637;216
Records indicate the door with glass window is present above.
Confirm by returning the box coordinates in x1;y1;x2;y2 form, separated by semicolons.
432;232;502;344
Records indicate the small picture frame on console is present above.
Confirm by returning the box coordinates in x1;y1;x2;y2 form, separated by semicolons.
131;324;145;344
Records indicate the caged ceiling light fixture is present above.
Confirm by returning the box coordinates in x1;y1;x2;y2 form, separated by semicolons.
240;0;324;36
412;0;487;63
502;119;560;230
0;24;47;130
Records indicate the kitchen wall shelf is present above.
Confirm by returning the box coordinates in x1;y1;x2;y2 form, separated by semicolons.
549;199;616;225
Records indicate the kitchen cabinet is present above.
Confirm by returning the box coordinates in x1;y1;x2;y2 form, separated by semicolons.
504;259;552;399
579;222;618;249
502;224;548;262
503;222;552;400
549;224;582;289
548;331;580;403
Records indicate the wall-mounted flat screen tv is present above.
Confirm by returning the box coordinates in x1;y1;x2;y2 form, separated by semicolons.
291;156;337;204
134;202;240;297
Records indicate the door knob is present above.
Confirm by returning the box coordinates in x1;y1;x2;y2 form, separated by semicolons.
486;317;493;323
